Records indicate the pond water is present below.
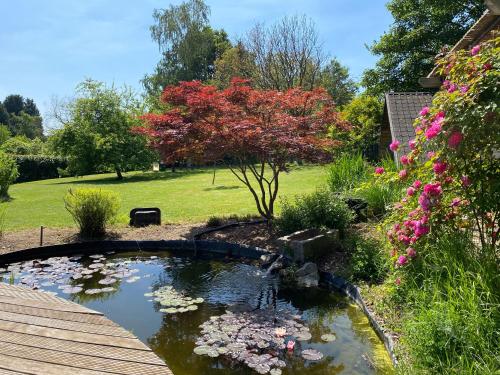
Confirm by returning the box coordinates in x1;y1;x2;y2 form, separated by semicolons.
0;251;393;375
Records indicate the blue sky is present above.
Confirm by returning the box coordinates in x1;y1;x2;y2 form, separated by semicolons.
0;1;393;129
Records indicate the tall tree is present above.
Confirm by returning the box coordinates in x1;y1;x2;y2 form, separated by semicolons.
8;112;43;139
320;58;358;107
0;103;8;125
244;15;325;90
143;0;231;96
213;42;257;88
51;79;156;179
361;0;485;95
3;95;24;115
138;79;347;219
23;98;40;116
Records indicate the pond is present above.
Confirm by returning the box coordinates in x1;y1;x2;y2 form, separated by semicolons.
0;251;394;375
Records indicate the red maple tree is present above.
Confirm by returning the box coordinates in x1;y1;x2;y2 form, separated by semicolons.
137;78;348;219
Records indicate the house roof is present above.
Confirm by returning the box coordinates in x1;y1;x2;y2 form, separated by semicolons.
384;92;434;157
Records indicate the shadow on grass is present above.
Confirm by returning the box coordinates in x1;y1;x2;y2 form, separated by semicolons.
203;185;241;191
52;169;209;186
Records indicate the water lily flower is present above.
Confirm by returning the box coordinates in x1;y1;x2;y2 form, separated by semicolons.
275;327;286;337
471;45;480;56
448;131;463;149
374;167;385;175
389;140;400;152
286;340;295;351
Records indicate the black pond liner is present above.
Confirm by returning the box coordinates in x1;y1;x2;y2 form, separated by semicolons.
0;239;397;367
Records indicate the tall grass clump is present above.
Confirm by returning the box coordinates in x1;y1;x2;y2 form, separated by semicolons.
64;188;119;238
0;206;7;238
399;234;499;374
0;152;19;199
276;190;354;234
327;153;370;193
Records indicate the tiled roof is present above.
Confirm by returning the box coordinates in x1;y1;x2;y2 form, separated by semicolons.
384;92;434;158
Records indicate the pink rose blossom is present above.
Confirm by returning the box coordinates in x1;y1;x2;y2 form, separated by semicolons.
460;85;469;94
425;122;442;139
444;176;454;184
471;45;480;56
461;175;471;187
399;169;408;179
413;180;422;189
395;277;401;286
451;197;461;207
408;139;417;150
483;63;492;71
407;187;415;196
448;131;463;149
375;167;385;175
400;155;409;165
397;255;408;266
406;248;417;258
433;161;447;175
389;140;400;152
419;106;430;116
414;221;429;238
442;80;450;89
424;182;442;196
418;194;431;211
447;83;458;93
427;151;436;159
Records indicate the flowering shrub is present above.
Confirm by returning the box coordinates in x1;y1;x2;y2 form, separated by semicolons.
380;37;499;274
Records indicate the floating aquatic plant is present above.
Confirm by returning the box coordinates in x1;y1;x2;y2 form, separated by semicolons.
146;285;203;314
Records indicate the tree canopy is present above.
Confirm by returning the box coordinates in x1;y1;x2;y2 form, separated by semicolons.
138;79;347;219
361;0;485;95
320;58;358;107
1;95;43;139
143;0;231;96
51;79;156;179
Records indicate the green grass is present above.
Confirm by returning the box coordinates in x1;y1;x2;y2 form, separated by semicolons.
1;165;328;230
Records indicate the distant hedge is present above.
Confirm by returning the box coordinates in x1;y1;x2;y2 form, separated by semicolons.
13;155;67;182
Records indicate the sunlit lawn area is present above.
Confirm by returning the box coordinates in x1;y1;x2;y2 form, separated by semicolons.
2;165;328;230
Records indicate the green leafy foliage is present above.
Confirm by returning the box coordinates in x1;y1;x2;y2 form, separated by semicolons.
0;125;10;145
320;58;357;107
2;95;43;139
361;0;485;94
0;135;44;155
64;188;119;238
14;155;67;182
0;152;19;198
51;79;156;179
276;190;354;234
327;153;370;193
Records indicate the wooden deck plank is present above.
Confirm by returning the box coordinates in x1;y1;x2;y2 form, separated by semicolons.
0;283;171;374
0;330;165;365
0;310;134;337
0;303;117;326
0;341;170;375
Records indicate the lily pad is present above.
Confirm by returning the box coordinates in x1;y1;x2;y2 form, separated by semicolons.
321;333;336;342
301;349;324;361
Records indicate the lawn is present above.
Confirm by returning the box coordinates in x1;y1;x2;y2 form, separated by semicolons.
1;165;328;230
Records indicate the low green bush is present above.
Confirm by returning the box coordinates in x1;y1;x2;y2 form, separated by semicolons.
342;229;388;283
64;188;119;238
276;190;354;234
0;152;19;198
356;181;401;218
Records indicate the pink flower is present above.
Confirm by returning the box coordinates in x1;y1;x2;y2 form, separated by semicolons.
418;194;431;211
375;167;385;175
424;182;442;196
444;176;454;184
414;222;429;238
399;169;408;179
413;180;422;189
483;63;492;71
447;83;458;93
407;187;416;196
419;106;430;116
396;255;408;266
425;122;442;139
461;175;471;187
451;197;461;207
442;80;450;89
460;85;469;94
389;140;400;152
395;277;401;286
400;155;409;165
448;131;463;149
286;340;295;351
406;247;417;258
433;161;447;175
471;45;480;56
420;215;429;224
427;151;436;159
408;139;417;150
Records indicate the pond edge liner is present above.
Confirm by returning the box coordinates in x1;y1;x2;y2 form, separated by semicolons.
0;239;397;367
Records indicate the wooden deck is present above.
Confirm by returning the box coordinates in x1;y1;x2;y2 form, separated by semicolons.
0;283;172;375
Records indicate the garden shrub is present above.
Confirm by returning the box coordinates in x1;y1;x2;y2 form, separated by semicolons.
64;188;119;238
276;190;354;234
0;152;19;198
342;229;388;283
14;155;67;182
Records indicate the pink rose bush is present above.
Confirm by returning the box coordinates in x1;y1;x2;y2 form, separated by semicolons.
379;37;499;272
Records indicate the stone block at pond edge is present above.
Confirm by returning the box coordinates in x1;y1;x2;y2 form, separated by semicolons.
277;228;339;263
130;208;161;227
